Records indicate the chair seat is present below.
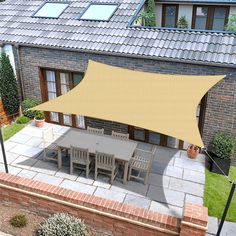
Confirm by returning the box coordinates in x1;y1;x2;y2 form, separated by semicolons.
130;156;150;171
45;142;58;150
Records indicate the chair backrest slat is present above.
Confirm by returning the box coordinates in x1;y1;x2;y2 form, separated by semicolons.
87;126;104;135
70;146;89;163
111;131;129;140
95;151;115;167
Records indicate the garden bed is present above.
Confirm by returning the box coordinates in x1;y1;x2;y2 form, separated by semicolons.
0;202;113;236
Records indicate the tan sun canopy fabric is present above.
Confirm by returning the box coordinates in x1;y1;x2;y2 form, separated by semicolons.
33;60;224;147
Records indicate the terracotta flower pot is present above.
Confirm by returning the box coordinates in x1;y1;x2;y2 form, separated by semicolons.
187;145;199;159
34;118;45;128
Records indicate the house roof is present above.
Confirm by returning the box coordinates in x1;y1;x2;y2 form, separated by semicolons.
155;0;236;4
0;0;236;67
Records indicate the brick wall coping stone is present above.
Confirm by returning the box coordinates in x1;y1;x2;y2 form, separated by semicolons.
0;172;180;235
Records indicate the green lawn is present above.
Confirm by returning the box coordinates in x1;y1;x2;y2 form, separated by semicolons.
2;123;25;141
204;166;236;222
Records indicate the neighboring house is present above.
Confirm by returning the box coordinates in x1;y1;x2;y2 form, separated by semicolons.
0;0;235;161
154;0;236;30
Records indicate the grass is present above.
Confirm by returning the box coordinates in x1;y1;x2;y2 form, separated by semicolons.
2;123;25;141
204;166;236;222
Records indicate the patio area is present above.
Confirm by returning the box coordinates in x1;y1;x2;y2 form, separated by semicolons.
0;122;205;218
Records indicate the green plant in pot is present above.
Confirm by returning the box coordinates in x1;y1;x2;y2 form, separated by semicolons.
210;132;235;176
34;111;45;128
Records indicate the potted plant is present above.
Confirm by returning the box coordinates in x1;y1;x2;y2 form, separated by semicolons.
209;132;235;176
187;145;199;159
34;111;45;127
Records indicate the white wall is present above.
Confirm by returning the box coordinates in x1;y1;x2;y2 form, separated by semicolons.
155;3;162;26
178;4;193;28
229;6;236;15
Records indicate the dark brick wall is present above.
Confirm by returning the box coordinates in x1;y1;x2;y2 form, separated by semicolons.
17;46;236;163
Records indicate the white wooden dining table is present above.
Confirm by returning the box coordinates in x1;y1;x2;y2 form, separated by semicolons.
56;129;137;184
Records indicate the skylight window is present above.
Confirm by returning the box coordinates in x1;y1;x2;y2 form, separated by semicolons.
80;4;118;21
34;2;69;18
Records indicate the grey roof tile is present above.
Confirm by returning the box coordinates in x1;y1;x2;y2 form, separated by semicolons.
0;0;235;66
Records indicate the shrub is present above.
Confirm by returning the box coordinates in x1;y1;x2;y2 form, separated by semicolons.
177;16;188;28
22;98;41;118
226;14;236;32
37;213;88;236
15;115;31;124
34;111;45;120
10;214;27;228
0;53;20;115
146;0;156;26
212;132;235;159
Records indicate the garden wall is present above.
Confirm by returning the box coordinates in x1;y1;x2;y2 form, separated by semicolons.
0;172;208;236
0;100;13;125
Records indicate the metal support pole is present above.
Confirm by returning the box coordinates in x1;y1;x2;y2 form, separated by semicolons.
216;182;236;236
0;127;8;173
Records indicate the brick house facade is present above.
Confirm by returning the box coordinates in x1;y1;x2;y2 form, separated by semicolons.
15;46;236;163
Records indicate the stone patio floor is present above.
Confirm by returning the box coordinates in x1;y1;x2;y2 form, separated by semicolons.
0;122;206;219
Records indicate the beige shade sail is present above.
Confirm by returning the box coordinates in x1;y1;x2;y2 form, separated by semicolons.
32;60;224;147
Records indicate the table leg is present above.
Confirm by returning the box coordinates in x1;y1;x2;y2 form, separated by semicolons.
123;161;129;184
58;147;62;169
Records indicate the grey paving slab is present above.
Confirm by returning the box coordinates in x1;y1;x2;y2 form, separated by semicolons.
60;179;96;195
77;173;94;185
220;221;236;236
111;180;149;197
3;141;17;151
0;163;5;172
124;194;151;209
94;187;126;203
55;168;79;181
149;201;183;218
174;158;205;173
9;133;32;144
33;173;63;186
148;173;170;188
8;165;22;175
17;169;37;179
25;137;43;147
11;155;38;169
20;126;43;138
147;185;185;207
183;169;205;184
207;216;218;235
10;144;43;157
30;160;58;175
185;194;203;205
169;177;204;197
0;152;19;164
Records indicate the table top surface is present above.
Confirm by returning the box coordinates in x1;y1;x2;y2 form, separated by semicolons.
57;129;138;161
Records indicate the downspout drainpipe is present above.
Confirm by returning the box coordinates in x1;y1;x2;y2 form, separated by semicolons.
15;44;25;102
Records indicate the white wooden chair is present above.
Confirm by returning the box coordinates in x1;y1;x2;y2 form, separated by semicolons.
95;151;118;184
128;146;157;184
70;146;92;177
42;128;58;162
87;126;104;135
111;131;129;140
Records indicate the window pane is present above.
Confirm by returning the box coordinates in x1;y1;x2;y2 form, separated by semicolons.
63;114;72;126
34;3;69;18
46;71;55;82
212;7;227;31
167;137;179;148
76;115;85;129
60;73;70;94
50;112;59;122
80;4;118;21
164;5;177;28
149;132;161;145
48;92;56;100
134;128;145;141
195;6;208;30
47;82;56;92
73;73;83;86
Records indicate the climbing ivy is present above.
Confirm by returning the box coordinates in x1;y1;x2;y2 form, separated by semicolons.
0;53;20;115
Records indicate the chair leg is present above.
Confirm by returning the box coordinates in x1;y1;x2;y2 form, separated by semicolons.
144;171;149;185
86;164;89;178
70;162;73;175
128;167;132;181
111;169;114;184
94;166;97;180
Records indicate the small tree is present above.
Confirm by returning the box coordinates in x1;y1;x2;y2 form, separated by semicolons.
226;14;236;32
177;16;188;28
0;53;20;115
145;0;156;26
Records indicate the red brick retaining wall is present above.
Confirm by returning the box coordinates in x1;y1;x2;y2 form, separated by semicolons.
0;172;208;235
